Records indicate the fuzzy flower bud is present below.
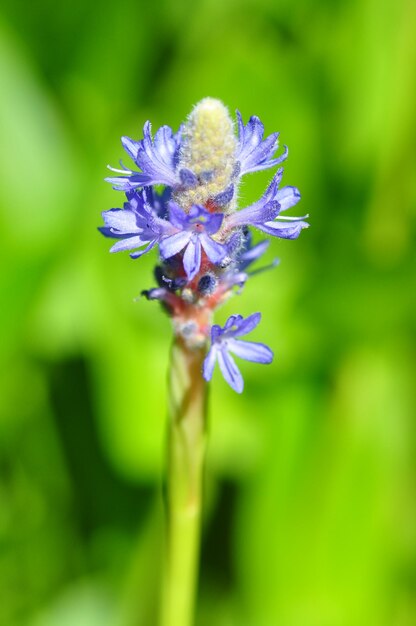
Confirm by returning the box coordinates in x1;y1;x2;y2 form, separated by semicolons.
174;98;237;211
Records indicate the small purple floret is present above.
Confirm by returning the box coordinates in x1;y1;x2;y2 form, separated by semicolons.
225;169;309;239
236;111;289;176
159;203;228;280
106;122;193;190
203;313;273;393
100;190;174;258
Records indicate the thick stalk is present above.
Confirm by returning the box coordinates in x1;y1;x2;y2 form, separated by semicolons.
161;336;208;626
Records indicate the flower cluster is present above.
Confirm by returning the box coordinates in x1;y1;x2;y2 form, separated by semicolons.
101;98;308;392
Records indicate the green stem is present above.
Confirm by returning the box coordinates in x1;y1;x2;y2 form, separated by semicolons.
161;336;208;626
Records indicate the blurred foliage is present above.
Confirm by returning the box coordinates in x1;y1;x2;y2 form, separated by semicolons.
0;0;415;624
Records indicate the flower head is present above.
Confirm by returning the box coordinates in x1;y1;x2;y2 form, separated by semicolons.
203;313;273;393
100;98;309;389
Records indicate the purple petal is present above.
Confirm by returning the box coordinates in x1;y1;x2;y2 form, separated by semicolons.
135;149;178;186
107;120;182;191
213;185;234;207
98;226;120;239
241;133;279;173
224;170;285;229
153;125;176;161
168;202;188;229
133;122;180;186
233;312;261;337
245;116;266;144
154;216;178;237
183;237;202;279
226;201;280;229
179;168;198;187
236;111;289;175
211;324;223;343
203;347;217;382
258;221;308;239
276;186;301;211
110;235;148;253
130;239;157;259
159;231;191;259
102;209;141;234
236;110;245;143
263;168;284;201
217;349;244;393
237;114;265;159
269;145;289;167
141;121;153;155
186;205;224;234
243;145;288;174
105;174;152;191
199;233;227;264
174;123;184;140
203;212;224;235
121;136;140;161
227;339;273;364
224;315;243;331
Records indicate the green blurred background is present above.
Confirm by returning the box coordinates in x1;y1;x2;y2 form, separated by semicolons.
1;0;415;624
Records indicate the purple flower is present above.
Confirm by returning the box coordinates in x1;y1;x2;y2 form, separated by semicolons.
159;203;228;280
236;111;289;176
101;99;309;392
106;122;198;191
100;190;174;258
203;313;273;393
225;169;309;239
